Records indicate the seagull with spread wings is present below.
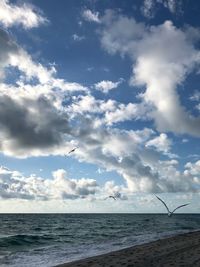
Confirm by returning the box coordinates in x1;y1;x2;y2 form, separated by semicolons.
155;195;189;217
105;192;121;201
105;195;117;200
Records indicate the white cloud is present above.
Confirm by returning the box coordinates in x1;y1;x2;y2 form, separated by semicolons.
94;78;124;93
72;34;85;42
104;102;148;125
141;0;155;18
103;180;127;200
69;95;101;115
0;29;54;84
190;91;200;112
158;0;182;14
0;166;99;200
0;0;47;29
190;91;200;101
0;28;88;96
65;112;198;194
145;133;172;153
0;28;87;93
184;160;200;176
141;0;183;18
67;95;148;126
9;49;56;84
82;9;101;23
71;122;190;193
100;12;200;137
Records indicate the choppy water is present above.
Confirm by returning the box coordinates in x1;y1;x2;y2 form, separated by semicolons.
0;213;200;267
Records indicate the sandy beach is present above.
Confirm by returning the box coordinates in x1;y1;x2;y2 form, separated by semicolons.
55;231;200;267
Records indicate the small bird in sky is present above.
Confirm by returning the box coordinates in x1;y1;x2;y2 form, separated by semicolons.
105;195;117;200
66;147;78;156
105;192;121;201
155;195;189;217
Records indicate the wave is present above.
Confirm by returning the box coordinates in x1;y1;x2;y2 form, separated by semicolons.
0;234;54;248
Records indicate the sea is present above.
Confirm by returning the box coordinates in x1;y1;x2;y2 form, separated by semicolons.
0;213;200;267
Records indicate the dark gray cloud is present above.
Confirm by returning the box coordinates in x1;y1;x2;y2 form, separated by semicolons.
0;95;71;153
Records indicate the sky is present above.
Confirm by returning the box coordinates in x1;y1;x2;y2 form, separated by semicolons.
1;0;200;213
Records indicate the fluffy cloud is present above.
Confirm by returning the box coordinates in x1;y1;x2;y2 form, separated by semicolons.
71;119;196;193
0;29;88;90
82;9;101;23
67;95;148;126
104;180;128;200
104;102;148;125
94;78;123;93
0;167;99;200
0;28;88;157
68;95;101;115
145;133;172;153
184;160;200;176
66;110;199;194
100;11;200;137
0;0;47;29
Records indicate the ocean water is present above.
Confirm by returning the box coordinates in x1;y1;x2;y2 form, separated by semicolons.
0;214;200;267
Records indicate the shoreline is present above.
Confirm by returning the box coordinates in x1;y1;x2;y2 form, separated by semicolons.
55;230;200;267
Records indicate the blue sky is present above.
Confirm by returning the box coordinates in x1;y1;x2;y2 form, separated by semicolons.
1;0;200;213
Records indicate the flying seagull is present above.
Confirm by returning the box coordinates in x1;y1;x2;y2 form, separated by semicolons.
105;192;121;201
105;195;117;200
155;195;189;217
66;147;78;155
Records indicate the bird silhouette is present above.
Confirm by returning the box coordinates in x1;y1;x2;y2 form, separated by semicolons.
155;195;189;217
66;147;78;156
105;195;117;200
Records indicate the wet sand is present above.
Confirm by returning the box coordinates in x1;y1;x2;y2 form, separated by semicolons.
55;231;200;267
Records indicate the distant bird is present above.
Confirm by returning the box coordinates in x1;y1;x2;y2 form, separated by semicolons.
66;147;78;155
105;192;121;201
105;195;117;200
155;195;189;217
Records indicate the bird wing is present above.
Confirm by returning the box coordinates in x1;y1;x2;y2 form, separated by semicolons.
155;195;170;213
109;196;116;200
172;203;189;214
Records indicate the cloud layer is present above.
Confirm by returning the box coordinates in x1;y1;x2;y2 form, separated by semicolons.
0;167;99;200
0;2;200;199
